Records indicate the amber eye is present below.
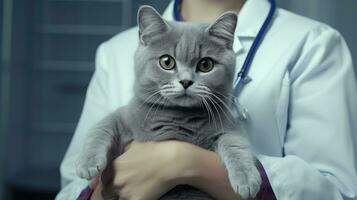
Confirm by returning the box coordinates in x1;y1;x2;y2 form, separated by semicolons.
159;55;176;70
197;57;214;73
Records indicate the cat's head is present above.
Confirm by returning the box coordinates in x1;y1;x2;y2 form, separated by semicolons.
134;6;237;108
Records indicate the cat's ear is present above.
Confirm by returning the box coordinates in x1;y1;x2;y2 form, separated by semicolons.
137;5;169;45
205;11;238;48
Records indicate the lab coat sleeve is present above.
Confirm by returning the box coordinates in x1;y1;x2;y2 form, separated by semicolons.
56;42;112;200
258;26;357;199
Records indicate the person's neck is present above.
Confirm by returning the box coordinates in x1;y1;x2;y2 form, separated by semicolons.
181;0;246;22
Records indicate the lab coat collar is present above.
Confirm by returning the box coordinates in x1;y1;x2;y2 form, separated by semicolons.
236;0;271;38
162;1;175;21
161;0;271;38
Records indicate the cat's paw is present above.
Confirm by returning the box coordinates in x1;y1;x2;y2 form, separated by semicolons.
76;156;107;180
228;166;262;199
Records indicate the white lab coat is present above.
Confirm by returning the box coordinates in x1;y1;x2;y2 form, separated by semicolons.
56;0;357;199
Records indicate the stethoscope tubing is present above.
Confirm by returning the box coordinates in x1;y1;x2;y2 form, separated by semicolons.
233;0;276;96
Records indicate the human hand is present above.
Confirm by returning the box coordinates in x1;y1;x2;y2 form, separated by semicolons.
91;140;244;200
99;141;185;200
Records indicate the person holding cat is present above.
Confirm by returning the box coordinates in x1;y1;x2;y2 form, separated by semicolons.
56;0;357;200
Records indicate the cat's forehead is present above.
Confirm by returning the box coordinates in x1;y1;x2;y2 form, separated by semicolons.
166;21;207;42
141;20;231;63
163;22;225;59
168;21;209;32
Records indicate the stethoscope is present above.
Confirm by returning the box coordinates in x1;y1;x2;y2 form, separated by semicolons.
174;0;276;120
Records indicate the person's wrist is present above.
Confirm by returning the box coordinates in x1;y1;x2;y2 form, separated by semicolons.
156;141;182;186
156;141;193;186
181;147;215;187
89;176;103;200
162;141;208;186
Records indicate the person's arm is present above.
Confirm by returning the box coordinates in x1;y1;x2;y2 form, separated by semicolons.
88;140;272;200
256;26;357;199
170;142;274;200
88;142;237;200
55;42;113;200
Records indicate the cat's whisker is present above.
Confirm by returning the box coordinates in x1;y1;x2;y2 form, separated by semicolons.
202;91;236;124
208;94;236;127
144;96;163;123
211;93;235;113
198;95;211;125
161;85;175;90
195;84;210;90
143;95;163;124
214;91;236;104
201;97;214;129
201;95;218;130
215;90;235;98
205;96;224;131
137;89;160;100
161;90;182;98
140;89;159;96
197;84;215;94
157;97;169;116
161;91;177;95
160;82;177;91
153;96;167;117
199;90;235;116
198;90;236;126
141;84;157;90
138;90;161;109
139;85;161;96
138;89;159;100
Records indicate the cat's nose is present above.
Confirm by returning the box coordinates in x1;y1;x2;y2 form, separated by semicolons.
179;80;193;89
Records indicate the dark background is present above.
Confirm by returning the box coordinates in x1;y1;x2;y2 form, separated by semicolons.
0;0;356;199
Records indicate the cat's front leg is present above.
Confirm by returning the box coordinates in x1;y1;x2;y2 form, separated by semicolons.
77;113;123;180
215;133;262;199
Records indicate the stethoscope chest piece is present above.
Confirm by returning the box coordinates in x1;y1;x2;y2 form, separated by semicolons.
232;97;249;121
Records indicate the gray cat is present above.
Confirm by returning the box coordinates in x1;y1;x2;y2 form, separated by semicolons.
77;5;261;200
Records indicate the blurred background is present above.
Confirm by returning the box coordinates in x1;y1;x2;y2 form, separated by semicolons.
0;0;356;199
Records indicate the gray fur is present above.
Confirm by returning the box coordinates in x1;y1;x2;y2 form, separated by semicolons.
77;5;261;200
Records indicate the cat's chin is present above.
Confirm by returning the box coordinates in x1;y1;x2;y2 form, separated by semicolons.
168;94;201;108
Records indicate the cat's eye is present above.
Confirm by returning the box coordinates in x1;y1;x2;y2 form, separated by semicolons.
159;55;176;70
197;57;214;73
